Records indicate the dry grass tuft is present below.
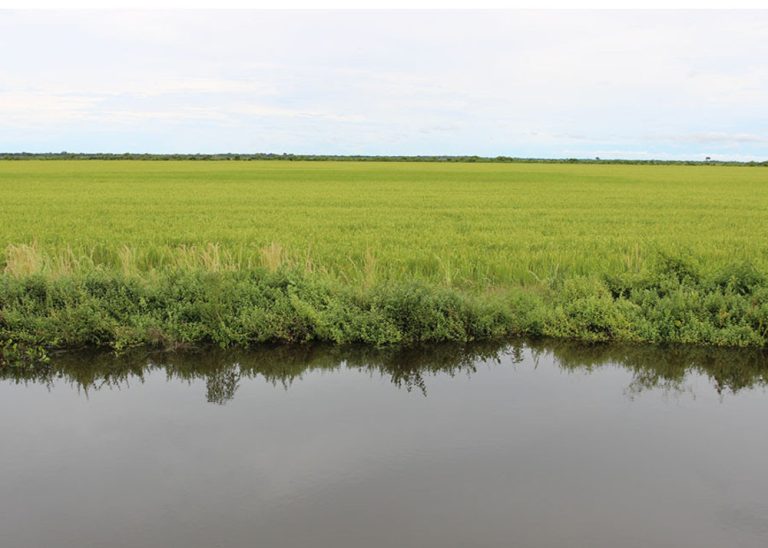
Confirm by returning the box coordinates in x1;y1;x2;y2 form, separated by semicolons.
3;243;43;277
261;242;284;272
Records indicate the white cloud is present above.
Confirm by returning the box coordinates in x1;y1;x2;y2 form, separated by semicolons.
667;132;768;145
0;92;99;125
0;10;766;159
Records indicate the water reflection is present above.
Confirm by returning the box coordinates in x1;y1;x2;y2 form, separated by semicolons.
544;340;768;397
1;339;766;403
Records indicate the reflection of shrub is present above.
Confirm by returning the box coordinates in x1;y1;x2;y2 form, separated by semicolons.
2;337;765;403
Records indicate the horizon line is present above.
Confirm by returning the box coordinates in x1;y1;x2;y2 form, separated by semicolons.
2;152;767;165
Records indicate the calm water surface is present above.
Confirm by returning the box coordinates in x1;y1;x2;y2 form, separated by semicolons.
1;340;767;548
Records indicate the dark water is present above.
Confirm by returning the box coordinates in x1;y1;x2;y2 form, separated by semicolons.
1;340;767;548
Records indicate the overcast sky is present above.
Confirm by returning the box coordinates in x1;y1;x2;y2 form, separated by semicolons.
1;10;767;159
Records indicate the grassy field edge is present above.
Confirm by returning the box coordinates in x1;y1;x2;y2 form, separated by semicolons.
2;254;768;367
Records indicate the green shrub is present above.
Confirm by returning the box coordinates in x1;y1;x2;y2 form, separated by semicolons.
3;256;768;367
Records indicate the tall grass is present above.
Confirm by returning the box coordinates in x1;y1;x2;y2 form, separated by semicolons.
2;160;767;287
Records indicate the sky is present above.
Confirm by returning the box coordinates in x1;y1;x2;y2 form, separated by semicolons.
1;10;767;160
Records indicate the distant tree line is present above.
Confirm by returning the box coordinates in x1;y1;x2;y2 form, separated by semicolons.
0;152;765;166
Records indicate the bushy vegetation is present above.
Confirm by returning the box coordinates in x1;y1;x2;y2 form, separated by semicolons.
0;269;522;364
2;256;768;365
2;160;768;363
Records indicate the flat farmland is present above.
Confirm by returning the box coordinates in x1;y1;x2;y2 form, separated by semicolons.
2;160;768;355
1;160;767;287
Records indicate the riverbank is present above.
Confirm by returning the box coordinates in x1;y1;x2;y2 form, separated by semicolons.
2;255;767;366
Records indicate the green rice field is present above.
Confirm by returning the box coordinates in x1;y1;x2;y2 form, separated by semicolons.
2;160;768;360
